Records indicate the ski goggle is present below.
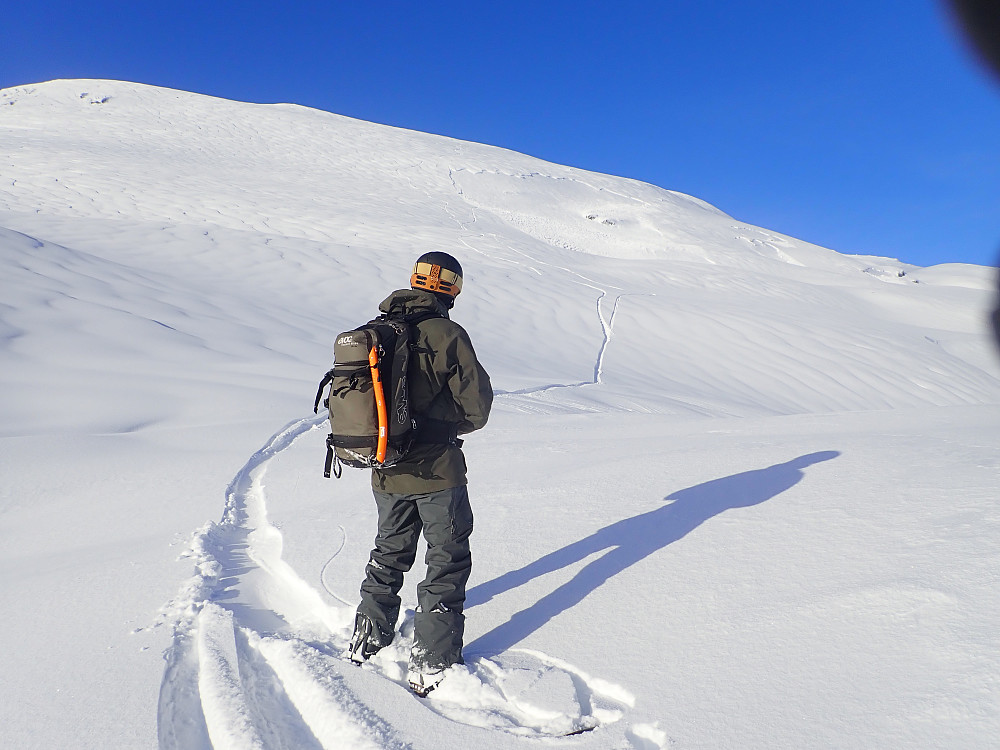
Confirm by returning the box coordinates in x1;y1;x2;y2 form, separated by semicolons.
411;262;463;297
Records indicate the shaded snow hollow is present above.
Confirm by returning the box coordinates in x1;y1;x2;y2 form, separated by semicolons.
1;80;999;749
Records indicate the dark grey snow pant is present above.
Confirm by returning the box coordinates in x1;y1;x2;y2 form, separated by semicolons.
357;485;473;670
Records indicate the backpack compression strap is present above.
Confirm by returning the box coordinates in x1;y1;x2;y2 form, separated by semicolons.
313;369;336;413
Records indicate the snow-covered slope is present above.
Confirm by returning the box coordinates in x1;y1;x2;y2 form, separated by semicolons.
1;80;998;749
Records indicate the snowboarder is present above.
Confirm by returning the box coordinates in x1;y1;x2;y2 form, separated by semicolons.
346;251;493;697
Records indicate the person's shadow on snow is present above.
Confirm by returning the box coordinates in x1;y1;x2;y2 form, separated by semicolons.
465;450;840;657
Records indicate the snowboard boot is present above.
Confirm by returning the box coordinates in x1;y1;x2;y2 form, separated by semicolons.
407;641;453;697
346;612;392;663
407;666;447;697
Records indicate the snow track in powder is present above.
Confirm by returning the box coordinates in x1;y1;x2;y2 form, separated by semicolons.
158;416;645;749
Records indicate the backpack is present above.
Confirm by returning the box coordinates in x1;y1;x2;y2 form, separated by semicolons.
313;310;441;478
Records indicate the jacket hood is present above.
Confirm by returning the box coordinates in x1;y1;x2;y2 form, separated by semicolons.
379;288;451;319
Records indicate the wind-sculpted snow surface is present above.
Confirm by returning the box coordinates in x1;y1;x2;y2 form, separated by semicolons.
3;80;999;416
1;81;999;749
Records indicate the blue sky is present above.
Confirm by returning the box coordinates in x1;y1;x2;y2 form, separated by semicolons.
5;0;1000;267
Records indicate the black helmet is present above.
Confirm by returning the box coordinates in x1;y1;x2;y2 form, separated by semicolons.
410;251;463;298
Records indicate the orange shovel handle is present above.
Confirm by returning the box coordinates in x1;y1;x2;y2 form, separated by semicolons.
369;346;388;464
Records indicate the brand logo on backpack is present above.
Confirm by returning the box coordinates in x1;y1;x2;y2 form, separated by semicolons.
395;378;409;425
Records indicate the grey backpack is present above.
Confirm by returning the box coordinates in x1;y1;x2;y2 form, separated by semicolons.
314;311;439;478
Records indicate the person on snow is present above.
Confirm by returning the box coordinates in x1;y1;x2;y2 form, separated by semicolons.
346;251;493;697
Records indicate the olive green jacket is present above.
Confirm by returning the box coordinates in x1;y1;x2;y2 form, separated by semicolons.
372;289;493;493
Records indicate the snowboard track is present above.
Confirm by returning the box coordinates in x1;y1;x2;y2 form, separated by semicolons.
443;181;655;405
158;415;640;749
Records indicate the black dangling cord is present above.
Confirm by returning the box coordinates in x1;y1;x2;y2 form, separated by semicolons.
324;434;342;479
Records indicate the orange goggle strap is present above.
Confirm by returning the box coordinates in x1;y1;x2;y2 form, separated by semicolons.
410;262;463;297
